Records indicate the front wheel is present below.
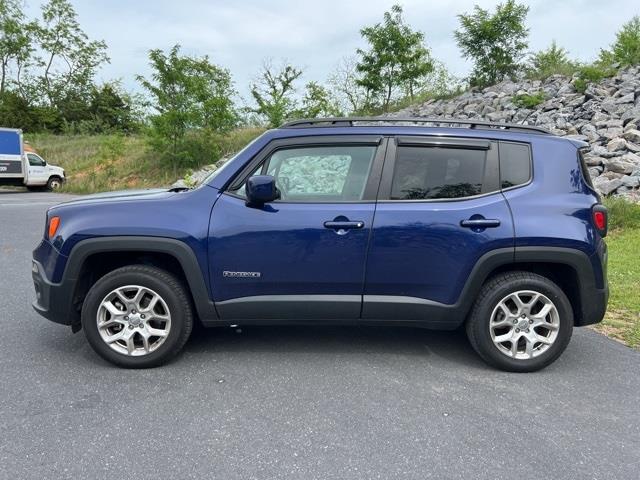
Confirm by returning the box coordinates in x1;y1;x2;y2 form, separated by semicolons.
46;176;63;191
466;272;573;372
81;265;193;368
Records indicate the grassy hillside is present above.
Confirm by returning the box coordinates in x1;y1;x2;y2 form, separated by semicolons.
597;199;640;347
27;128;265;194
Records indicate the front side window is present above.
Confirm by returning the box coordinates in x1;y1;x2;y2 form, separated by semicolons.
390;146;488;200
236;145;377;202
28;154;45;167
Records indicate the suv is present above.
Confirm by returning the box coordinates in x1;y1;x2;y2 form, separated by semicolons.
32;118;609;371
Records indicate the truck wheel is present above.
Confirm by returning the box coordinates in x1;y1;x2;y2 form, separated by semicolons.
47;176;63;191
466;272;573;372
81;265;193;368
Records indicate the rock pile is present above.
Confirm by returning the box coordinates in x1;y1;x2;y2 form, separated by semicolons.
391;66;640;199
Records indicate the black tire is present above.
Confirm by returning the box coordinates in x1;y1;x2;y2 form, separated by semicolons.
466;271;573;372
46;176;63;191
81;265;193;368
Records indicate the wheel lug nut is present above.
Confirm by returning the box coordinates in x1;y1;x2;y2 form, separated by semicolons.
128;325;134;329
124;316;129;321
515;328;520;333
131;309;136;314
525;329;530;333
528;319;533;324
521;314;526;318
140;314;145;319
513;320;518;324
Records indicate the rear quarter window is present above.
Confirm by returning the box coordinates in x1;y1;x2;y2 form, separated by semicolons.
499;142;531;189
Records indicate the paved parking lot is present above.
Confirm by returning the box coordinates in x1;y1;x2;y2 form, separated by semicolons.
1;191;638;479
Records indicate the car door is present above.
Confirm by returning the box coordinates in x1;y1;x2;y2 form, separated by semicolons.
208;136;386;321
363;136;515;324
27;153;47;185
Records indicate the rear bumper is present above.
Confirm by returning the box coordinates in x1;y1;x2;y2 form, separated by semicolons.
31;259;77;326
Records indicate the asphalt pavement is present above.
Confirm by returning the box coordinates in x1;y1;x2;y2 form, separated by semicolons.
0;190;638;480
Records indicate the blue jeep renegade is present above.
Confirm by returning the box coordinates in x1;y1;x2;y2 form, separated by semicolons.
31;118;609;371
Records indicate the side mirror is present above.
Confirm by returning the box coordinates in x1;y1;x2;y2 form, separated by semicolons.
246;175;280;207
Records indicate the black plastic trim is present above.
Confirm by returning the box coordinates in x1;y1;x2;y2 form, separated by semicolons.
216;295;362;320
31;237;218;326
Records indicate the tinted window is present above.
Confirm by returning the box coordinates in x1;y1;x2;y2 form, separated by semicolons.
390;146;487;200
237;145;376;202
499;142;531;189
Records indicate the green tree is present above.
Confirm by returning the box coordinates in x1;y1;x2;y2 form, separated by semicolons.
0;0;32;95
600;15;640;67
30;0;109;108
455;0;529;87
328;56;373;114
248;61;303;127
137;44;238;168
356;4;433;111
526;41;577;79
295;81;343;118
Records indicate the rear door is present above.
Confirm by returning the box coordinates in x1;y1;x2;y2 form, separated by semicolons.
363;136;514;322
209;136;386;321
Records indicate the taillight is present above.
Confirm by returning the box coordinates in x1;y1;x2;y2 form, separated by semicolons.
592;205;607;237
48;216;60;239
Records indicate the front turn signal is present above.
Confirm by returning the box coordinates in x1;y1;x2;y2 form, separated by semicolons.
48;216;60;239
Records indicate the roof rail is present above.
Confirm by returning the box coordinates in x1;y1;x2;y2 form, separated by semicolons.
280;117;551;135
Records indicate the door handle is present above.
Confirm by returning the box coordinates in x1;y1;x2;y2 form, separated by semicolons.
460;218;501;228
324;221;365;230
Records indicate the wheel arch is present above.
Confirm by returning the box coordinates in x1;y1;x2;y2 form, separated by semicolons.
64;237;218;327
463;246;605;327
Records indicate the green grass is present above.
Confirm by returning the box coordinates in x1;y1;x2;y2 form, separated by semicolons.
26;128;265;194
596;198;640;347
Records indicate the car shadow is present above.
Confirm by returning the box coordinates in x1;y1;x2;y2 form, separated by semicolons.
184;324;488;370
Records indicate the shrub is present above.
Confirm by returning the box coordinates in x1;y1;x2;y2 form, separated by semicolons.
573;63;616;93
525;41;578;80
512;91;545;108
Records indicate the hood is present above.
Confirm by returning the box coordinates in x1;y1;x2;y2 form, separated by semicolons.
52;188;180;209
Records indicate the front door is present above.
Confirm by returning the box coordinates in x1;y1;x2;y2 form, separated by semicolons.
27;153;47;185
209;136;386;321
363;136;515;323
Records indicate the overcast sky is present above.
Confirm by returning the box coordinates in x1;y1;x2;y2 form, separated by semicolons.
24;0;640;101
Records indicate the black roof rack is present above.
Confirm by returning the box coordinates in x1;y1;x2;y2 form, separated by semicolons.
280;117;551;135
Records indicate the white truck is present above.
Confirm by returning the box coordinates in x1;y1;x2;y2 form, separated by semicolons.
0;127;65;190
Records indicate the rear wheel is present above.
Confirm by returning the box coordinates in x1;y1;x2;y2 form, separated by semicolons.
466;271;573;372
81;265;193;368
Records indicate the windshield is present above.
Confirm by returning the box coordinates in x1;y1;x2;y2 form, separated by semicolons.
196;133;266;188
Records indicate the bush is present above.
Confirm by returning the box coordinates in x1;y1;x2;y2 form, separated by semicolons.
512;91;545;108
526;41;578;80
573;63;616;93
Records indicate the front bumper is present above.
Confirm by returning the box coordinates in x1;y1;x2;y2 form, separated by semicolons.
32;259;77;326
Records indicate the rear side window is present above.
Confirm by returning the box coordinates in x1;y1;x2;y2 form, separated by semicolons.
390;146;488;200
499;142;531;189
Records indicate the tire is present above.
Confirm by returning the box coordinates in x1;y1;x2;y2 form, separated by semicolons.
81;265;193;368
46;176;63;191
466;271;573;372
